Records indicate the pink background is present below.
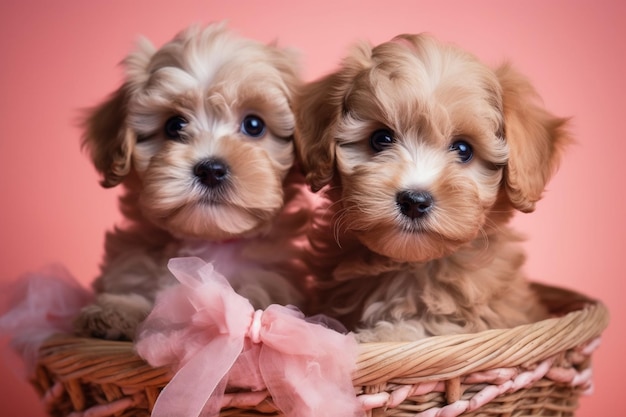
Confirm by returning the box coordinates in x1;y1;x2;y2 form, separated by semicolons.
1;1;623;415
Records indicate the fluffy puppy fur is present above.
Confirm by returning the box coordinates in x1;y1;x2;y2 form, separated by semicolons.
74;23;310;340
294;34;570;342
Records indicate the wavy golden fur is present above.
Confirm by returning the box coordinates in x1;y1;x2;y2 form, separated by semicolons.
294;34;570;342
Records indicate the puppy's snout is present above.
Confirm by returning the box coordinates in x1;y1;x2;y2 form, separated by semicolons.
396;190;434;219
194;158;230;188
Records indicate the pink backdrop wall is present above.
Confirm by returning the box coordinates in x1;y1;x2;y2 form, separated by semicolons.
1;1;623;415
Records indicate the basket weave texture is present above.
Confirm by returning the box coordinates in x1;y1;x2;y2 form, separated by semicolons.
32;283;609;417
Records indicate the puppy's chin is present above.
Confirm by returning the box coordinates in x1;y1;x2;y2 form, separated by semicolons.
140;178;286;239
150;202;279;240
355;226;477;263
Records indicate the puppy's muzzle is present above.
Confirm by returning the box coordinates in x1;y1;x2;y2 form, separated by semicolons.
194;158;229;188
396;190;434;219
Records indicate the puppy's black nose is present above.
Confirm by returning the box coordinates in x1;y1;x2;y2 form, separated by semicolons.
396;190;434;219
194;159;229;187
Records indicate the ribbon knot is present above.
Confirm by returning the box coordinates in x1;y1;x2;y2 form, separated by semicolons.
248;309;264;344
135;257;363;417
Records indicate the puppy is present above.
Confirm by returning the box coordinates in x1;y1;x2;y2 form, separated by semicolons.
294;34;569;342
74;23;309;340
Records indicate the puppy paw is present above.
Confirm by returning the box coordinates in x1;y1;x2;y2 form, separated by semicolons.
73;293;152;341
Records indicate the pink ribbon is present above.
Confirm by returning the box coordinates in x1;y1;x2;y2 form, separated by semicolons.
135;257;362;417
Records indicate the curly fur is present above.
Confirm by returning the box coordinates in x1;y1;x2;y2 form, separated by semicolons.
74;23;310;340
294;34;570;342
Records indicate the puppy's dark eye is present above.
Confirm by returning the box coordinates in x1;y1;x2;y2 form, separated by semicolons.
241;115;266;138
449;139;473;163
370;129;395;152
164;116;188;140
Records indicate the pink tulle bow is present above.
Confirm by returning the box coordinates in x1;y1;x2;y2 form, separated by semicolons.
135;257;363;417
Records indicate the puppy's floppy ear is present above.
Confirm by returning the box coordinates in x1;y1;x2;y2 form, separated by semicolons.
293;73;343;192
267;44;301;101
81;86;134;188
496;63;571;212
81;39;155;188
294;44;372;192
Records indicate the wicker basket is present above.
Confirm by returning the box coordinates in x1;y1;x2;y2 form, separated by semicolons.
31;283;609;417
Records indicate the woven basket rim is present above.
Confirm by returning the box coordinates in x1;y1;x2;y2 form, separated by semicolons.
36;282;609;390
355;285;608;385
31;282;609;417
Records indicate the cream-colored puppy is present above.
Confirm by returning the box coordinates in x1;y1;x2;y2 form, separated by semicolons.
295;34;569;342
74;24;309;340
